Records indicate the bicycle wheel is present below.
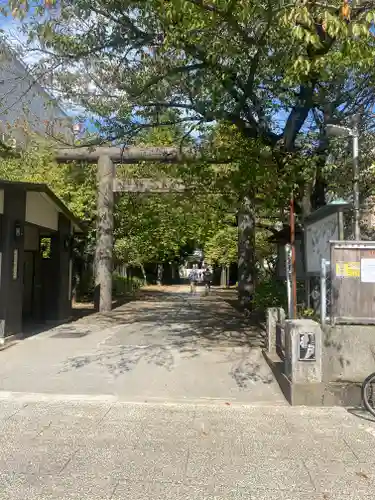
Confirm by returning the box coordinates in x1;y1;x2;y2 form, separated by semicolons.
362;371;375;417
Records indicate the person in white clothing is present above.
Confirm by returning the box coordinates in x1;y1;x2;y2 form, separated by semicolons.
188;267;199;293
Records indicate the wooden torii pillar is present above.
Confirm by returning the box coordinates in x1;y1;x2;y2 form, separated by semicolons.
55;146;197;313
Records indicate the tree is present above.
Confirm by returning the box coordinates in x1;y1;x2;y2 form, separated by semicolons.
5;0;375;305
8;1;374;149
113;118;234;280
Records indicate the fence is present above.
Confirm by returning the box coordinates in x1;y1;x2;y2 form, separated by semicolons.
320;259;331;325
304;260;331;325
284;244;332;325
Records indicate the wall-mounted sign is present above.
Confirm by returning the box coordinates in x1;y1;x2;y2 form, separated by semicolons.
305;213;338;275
299;333;316;361
336;261;360;278
360;258;375;283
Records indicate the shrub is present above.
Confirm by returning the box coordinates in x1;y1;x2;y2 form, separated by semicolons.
252;277;287;312
112;273;145;297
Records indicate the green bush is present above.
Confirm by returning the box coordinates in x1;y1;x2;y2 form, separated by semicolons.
112;273;145;297
252;277;287;312
299;307;319;321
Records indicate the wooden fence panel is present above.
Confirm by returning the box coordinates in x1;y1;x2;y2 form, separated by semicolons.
331;241;375;324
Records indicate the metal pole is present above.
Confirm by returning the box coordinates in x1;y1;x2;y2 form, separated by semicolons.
290;196;297;318
352;129;360;240
338;208;344;240
285;244;293;318
305;277;311;309
320;258;327;325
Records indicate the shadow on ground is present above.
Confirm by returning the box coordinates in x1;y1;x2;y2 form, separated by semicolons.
58;289;272;390
347;407;375;423
79;300;265;347
21;297;132;339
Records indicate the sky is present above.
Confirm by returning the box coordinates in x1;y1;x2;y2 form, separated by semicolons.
0;5;98;137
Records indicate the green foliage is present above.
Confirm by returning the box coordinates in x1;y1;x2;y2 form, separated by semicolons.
112;273;144;298
204;225;237;267
299;307;318;321
40;237;51;259
7;0;375;156
114;189;232;265
113;119;236;267
0;146;96;225
252;277;287;312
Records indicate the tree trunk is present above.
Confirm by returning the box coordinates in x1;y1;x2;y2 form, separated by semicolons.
157;263;163;285
311;118;329;211
140;264;147;284
301;180;313;219
220;265;226;287
238;195;256;309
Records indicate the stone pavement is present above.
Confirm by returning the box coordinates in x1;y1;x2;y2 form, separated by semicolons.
1;395;375;499
0;286;283;404
1;287;375;498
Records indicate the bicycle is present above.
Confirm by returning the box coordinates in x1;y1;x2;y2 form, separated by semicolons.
362;372;375;417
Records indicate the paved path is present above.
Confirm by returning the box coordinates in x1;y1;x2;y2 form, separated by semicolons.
0;286;283;404
1;395;375;499
1;287;375;498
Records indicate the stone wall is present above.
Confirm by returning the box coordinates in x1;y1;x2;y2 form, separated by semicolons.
323;324;375;383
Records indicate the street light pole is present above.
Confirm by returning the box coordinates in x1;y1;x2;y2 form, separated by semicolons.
290;194;297;319
352;115;360;240
326;115;361;241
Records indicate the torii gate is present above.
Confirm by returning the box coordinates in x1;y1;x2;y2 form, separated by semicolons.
56;146;252;312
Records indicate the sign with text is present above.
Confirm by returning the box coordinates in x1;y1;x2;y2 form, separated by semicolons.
335;261;360;278
360;258;375;283
299;333;316;361
305;213;338;274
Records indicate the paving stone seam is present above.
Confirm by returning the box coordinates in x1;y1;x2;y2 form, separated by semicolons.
2;402;28;421
0;392;289;406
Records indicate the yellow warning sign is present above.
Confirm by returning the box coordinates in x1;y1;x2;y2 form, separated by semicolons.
335;262;360;278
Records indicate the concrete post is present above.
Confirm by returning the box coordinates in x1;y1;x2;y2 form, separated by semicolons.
284;319;322;384
266;307;286;353
95;155;114;312
320;258;327;325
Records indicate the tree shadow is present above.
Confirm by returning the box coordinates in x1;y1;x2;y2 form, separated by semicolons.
21;297;131;339
59;290;272;389
92;300;265;347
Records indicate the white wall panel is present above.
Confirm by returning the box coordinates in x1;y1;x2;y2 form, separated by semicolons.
25;191;58;231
